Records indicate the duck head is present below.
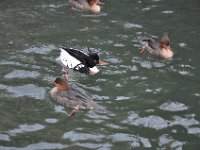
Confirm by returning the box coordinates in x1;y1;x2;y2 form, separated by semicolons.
159;32;174;59
89;53;100;65
87;0;97;6
87;0;101;13
54;77;69;91
159;32;171;49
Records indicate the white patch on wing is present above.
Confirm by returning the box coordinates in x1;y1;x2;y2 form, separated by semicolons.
59;48;83;69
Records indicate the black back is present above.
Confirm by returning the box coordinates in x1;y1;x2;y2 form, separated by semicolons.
61;47;97;74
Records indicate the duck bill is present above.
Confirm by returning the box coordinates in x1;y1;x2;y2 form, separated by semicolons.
98;61;109;65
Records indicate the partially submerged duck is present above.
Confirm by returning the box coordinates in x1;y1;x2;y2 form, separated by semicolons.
69;0;102;13
57;47;108;75
50;77;104;116
138;33;174;59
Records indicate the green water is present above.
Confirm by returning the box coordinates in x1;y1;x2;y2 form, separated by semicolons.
0;0;200;149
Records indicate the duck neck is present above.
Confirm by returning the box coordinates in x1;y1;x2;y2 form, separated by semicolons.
56;84;69;92
88;0;96;6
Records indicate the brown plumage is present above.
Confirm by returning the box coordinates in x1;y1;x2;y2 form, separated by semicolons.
138;32;174;59
50;77;104;115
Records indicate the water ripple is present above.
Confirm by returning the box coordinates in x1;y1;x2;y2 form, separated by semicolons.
103;70;127;75
132;57;166;69
115;96;130;101
0;142;67;150
45;118;58;124
162;10;174;14
123;22;143;29
142;5;157;11
159;102;189;112
23;45;56;54
62;131;105;141
8;123;45;136
124;113;169;130
0;61;41;69
123;111;200;132
4;70;40;79
75;142;112;150
0;134;10;141
179;43;187;48
170;115;199;129
159;134;185;149
110;133;151;148
188;127;200;137
86;111;110;120
170;64;194;76
0;84;46;100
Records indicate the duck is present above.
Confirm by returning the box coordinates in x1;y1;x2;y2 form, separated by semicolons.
69;0;102;13
138;32;174;59
57;47;108;75
50;77;104;116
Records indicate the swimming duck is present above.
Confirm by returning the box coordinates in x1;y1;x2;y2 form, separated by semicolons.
50;77;104;116
69;0;102;13
138;32;174;59
57;47;108;75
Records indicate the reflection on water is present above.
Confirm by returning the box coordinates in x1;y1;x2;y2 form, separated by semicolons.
0;0;200;149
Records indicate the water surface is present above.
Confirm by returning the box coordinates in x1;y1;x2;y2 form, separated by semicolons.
0;0;200;149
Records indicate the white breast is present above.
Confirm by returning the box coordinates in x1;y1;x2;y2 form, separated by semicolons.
160;49;174;59
89;66;99;75
90;5;101;13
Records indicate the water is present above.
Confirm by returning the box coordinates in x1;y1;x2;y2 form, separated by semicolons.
0;0;200;149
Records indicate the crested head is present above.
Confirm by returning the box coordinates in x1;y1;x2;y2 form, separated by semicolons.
54;77;64;85
87;0;97;6
54;77;69;90
87;0;101;13
160;32;170;47
89;53;99;64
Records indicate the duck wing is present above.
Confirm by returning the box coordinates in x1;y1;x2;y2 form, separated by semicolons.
59;48;89;74
70;85;105;110
51;85;104;110
147;38;160;51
